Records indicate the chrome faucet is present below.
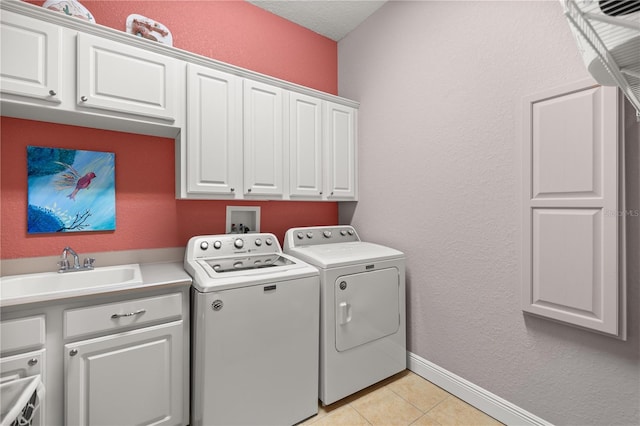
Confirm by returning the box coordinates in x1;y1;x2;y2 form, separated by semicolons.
58;246;95;273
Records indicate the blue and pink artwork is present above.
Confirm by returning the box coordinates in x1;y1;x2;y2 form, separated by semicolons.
27;146;116;233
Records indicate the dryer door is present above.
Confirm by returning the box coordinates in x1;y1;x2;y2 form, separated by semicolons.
334;267;400;352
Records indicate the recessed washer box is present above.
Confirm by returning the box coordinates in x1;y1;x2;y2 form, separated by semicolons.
226;206;260;234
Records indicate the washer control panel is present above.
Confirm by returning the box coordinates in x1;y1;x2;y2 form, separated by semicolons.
284;226;360;249
188;233;279;259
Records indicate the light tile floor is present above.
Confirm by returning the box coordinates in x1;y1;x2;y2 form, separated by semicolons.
301;370;503;426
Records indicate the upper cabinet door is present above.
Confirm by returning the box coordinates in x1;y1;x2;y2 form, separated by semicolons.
522;80;623;337
324;102;357;200
76;33;178;122
186;63;242;197
243;79;284;197
0;11;61;103
289;92;323;198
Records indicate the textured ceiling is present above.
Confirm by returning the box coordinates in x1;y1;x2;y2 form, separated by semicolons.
247;0;388;41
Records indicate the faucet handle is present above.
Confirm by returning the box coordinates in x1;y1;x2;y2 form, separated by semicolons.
58;258;70;272
83;257;95;269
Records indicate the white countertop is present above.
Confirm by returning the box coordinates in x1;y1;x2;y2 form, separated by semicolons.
0;262;191;308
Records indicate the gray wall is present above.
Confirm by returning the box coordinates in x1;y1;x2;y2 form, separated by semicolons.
337;1;639;425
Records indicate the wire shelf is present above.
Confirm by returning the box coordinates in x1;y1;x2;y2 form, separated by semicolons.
563;0;640;116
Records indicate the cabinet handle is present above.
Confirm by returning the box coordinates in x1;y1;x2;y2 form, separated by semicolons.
28;358;38;366
80;96;88;102
111;309;146;319
319;191;323;195
69;349;78;357
230;188;235;192
48;90;57;96
247;188;252;193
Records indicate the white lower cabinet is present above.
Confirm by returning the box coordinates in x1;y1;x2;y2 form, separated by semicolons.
0;284;189;426
65;321;184;426
0;315;47;426
0;350;46;426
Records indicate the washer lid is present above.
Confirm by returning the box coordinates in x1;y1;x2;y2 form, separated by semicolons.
286;242;404;268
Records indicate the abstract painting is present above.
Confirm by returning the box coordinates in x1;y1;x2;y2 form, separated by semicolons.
27;146;115;233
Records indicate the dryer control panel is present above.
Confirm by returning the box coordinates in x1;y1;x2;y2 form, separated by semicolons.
284;226;360;250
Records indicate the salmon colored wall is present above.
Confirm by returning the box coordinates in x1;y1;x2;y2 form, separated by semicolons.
1;1;339;260
27;0;338;93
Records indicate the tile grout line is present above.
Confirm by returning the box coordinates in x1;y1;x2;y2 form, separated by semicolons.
345;401;373;425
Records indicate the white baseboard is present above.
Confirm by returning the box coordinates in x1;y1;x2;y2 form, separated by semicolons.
407;352;552;426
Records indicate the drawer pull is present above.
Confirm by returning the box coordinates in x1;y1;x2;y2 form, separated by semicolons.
28;358;38;366
111;309;146;319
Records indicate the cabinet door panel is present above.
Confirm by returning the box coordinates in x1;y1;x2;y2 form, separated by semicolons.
0;11;61;103
77;33;177;121
65;321;183;426
324;102;357;200
186;64;242;196
290;92;323;198
244;80;283;196
522;81;621;336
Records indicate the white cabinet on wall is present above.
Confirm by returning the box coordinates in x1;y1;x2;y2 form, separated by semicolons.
521;79;625;338
243;79;284;197
324;101;357;200
186;63;242;197
289;95;358;201
289;92;324;198
0;0;359;202
0;11;61;104
76;32;179;122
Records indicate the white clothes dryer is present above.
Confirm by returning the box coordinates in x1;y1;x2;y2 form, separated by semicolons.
284;226;406;405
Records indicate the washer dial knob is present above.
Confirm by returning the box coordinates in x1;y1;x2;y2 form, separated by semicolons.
323;230;332;238
347;229;355;235
297;232;304;240
265;238;273;246
200;241;209;250
234;238;244;249
340;229;347;236
255;238;262;246
306;232;314;238
213;241;222;249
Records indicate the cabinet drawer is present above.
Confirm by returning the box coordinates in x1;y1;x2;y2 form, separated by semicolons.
64;292;182;339
0;316;45;355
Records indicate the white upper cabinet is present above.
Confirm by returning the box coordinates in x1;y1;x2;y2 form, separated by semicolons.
186;63;242;197
76;33;178;122
521;80;624;338
289;92;324;198
324;101;357;200
243;79;284;197
0;11;61;103
0;1;358;202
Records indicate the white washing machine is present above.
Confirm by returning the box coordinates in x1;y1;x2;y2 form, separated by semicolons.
284;225;406;405
185;233;320;426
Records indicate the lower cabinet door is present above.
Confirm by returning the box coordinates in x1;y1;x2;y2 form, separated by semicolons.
65;321;183;426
